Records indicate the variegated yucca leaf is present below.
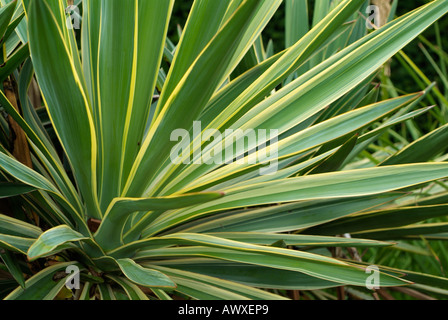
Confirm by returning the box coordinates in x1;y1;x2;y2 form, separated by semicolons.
0;0;447;300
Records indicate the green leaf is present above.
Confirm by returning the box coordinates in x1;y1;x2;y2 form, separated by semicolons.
162;92;421;195
0;151;59;193
133;233;408;287
0;73;82;214
204;232;393;248
151;288;172;300
308;204;448;236
95;192;225;251
124;0;282;197
0;0;16;41
78;282;93;300
0;43;29;82
0;234;35;254
0;249;25;288
4;262;84;300
6;0;27;43
97;283;116;300
146;163;448;236
149;259;339;290
95;0;174;211
381;123;448;165
206;0;365;135
199;51;284;129
115;258;176;289
0;213;41;238
27;225;88;261
116;231;392;258
150;264;288;300
27;0;100;219
170;276;251;300
0;182;35;199
171;0;448;190
353;223;448;240
285;0;308;48
107;275;149;300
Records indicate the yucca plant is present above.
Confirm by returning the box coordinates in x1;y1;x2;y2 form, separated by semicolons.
0;0;448;300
